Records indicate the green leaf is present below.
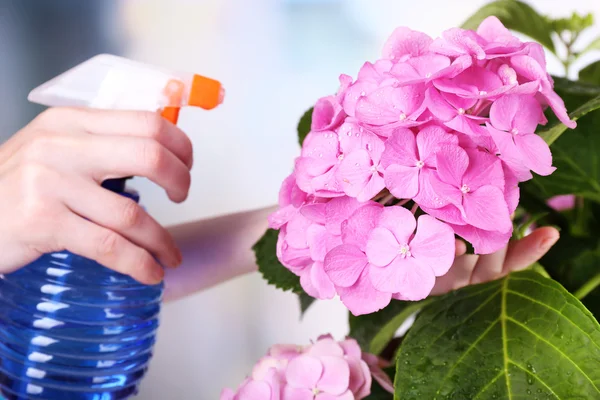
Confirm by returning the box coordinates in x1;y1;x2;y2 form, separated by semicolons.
349;300;429;355
579;61;600;85
298;292;315;316
253;229;303;293
394;271;600;399
461;0;555;54
297;107;313;146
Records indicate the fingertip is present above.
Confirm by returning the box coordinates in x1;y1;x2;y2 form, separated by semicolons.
455;239;467;257
535;226;560;253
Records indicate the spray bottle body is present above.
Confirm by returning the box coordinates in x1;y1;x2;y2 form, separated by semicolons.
0;55;223;399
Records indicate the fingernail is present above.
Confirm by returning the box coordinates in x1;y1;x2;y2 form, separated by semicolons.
539;234;559;252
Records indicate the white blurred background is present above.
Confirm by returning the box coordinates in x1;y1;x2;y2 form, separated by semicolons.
1;0;599;398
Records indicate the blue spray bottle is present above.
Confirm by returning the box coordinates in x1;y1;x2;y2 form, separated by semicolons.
0;54;224;399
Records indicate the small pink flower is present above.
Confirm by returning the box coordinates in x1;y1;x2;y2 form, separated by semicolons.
433;65;511;100
343;60;393;117
355;84;428;128
382;26;433;61
430;27;487;60
547;194;576;211
366;206;455;300
381;125;458;207
425;88;487;136
389;54;453;86
449;223;513;254
430;145;512;233
269;173;309;229
312;96;346;132
487;94;555;179
476;16;527;57
295;131;344;197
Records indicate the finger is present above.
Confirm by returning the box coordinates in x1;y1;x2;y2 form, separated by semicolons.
42;108;193;169
455;239;467;257
62;176;182;269
503;226;559;273
83;135;191;202
470;245;508;285
58;212;164;285
431;253;479;296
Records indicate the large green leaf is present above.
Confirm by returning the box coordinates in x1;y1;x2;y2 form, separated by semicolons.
349;300;429;355
394;271;600;399
297;107;313;146
538;94;600;145
253;228;303;293
579;61;600;86
461;0;555;53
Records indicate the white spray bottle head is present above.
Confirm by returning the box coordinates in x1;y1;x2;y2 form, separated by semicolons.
28;54;225;123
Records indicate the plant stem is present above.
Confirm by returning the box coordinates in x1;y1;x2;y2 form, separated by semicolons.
574;273;600;300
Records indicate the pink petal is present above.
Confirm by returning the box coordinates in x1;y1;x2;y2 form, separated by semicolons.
366;228;400;267
410;215;455;276
435;145;469;187
392;260;436;301
301;131;340;160
347;358;371;398
430;174;463;210
338;269;392;316
515;133;555;176
308;338;345;358
462;148;505;191
420;203;467;225
430;28;486;60
490;94;542;133
369;256;431;296
220;388;235;400
477;16;514;44
343;80;379;117
324;244;368;288
510;54;547;81
389;62;422;86
307;224;329;262
378;206;417;244
301;203;327;224
416;125;459;164
445;115;487;137
312;96;346;132
380;128;418;169
384;164;419;199
286;214;312;248
301;262;336;299
410;54;452;79
413;168;450;209
341;203;384;250
338;150;373;197
540;81;577;129
357;172;385;202
317;356;350;394
316;391;354;400
283;387;315;400
463;186;512;232
425;87;457;121
434;66;504;98
450;223;512;254
338;339;362;358
287;355;324;389
502;163;520;214
269;205;298;229
325;196;363;235
548;194;576;211
355;86;400;126
338;122;384;158
237;379;273;400
382;27;432;60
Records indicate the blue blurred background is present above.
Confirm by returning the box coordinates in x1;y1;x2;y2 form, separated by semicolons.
1;0;598;398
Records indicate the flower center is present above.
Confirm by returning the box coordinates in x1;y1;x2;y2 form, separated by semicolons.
312;388;321;395
457;108;466;115
511;128;519;135
338;154;344;161
398;244;411;258
399;113;407;121
460;184;470;194
360;91;366;97
370;165;378;172
416;160;425;168
425;72;432;78
479;90;487;96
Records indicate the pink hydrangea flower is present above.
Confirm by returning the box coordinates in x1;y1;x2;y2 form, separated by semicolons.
311;96;346;132
269;173;309;230
220;335;392;400
486;94;555;180
295;131;344;197
342;60;393;117
366;206;455;300
430;145;512;233
382;26;433;61
425;88;487;136
381;125;458;208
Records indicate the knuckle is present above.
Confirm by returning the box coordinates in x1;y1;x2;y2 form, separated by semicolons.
96;231;120;258
18;164;57;225
119;199;143;229
139;140;165;172
140;112;165;139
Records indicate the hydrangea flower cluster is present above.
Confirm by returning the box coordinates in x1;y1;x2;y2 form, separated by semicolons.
220;335;392;400
269;17;576;315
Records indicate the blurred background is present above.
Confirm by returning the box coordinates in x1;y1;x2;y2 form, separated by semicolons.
0;0;598;398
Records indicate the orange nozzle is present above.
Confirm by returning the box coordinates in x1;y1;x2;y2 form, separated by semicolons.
188;74;224;110
161;107;181;124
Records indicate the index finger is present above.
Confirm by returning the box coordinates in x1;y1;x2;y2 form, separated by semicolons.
52;108;194;169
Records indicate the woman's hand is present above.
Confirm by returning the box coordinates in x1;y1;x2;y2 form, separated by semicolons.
432;226;560;295
0;107;193;284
